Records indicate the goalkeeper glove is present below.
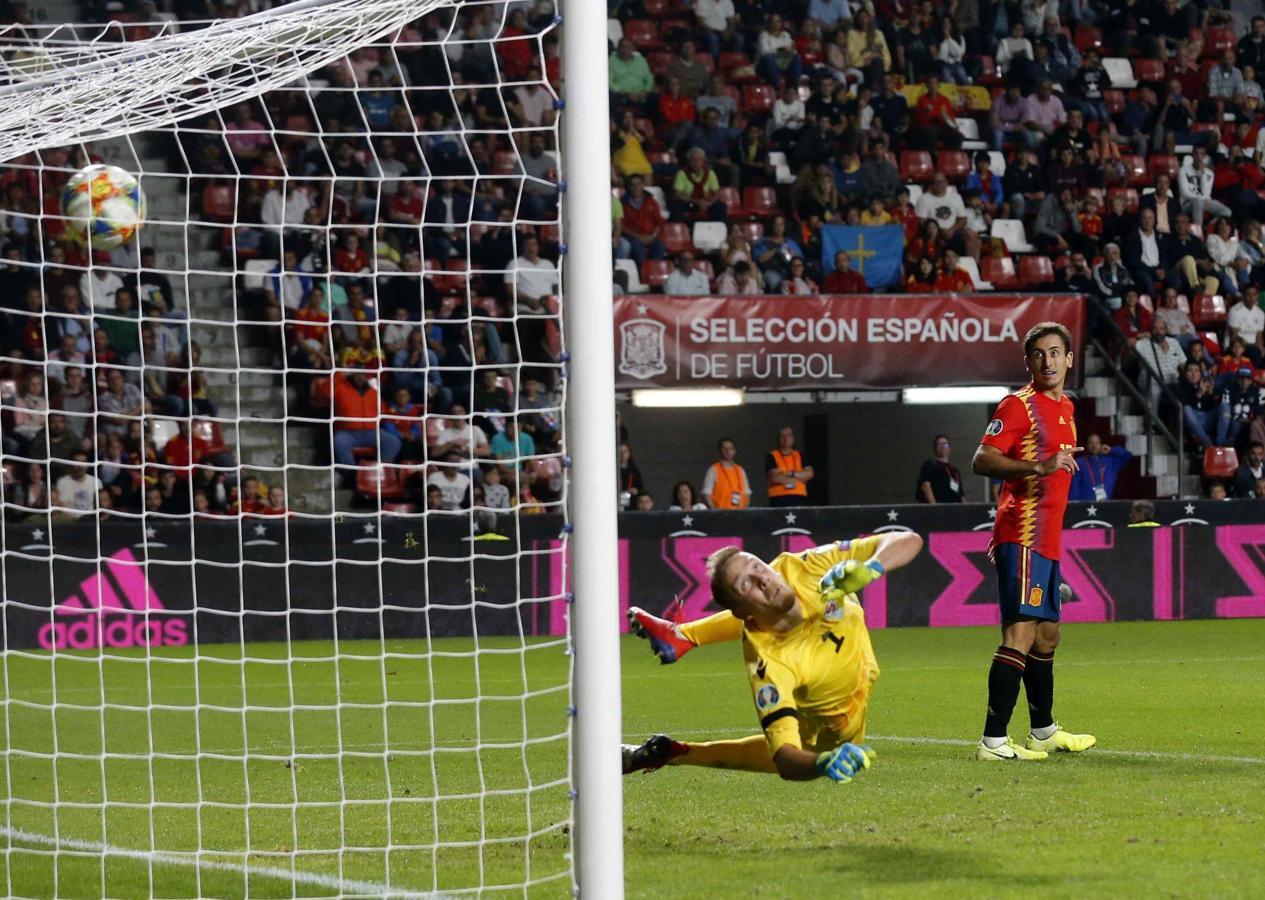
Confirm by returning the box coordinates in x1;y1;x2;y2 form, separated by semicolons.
814;743;875;783
819;558;885;596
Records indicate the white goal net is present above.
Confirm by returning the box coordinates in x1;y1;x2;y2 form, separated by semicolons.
0;0;591;895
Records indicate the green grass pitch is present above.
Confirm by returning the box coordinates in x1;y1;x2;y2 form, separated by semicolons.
2;619;1264;897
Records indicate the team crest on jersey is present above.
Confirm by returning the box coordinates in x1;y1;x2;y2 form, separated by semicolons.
822;600;843;622
756;685;780;709
986;418;1003;436
1028;586;1044;607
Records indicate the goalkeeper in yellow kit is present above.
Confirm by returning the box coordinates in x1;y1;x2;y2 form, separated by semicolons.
622;532;923;782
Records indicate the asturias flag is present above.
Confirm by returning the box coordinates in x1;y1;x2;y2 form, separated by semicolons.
821;225;904;289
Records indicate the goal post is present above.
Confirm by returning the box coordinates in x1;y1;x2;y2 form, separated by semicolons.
0;0;623;894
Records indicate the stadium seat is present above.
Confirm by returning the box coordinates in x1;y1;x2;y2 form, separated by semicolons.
692;221;727;252
737;220;764;243
1148;154;1178;184
1202;446;1239;481
641;259;672;289
615;258;648;293
715;186;742;217
1133;58;1165;84
957;255;988;290
1103;90;1125;116
425;417;449;448
622;20;660;50
309;376;332;411
1074;25;1102;53
936;150;971;182
538;223;561;244
356;463;405;501
1191;294;1228;328
660;222;693;254
1200;331;1221;357
1018;255;1054;287
1176;294;1191;314
991;219;1035;253
718;51;756;82
242;258;278;290
433;259;467;293
1121;155;1148;187
979;256;1019;290
643;0;670;16
1108;187;1140;214
1103;57;1137;89
645;184;668;211
900;150;934;183
694;51;715;74
987;151;1007;176
645;50;673;76
974;55;1000;87
472;295;501;317
742;84;775;116
1205;27;1235;57
1138;294;1154;314
956;118;986;150
202;184;235;222
741;186;780;218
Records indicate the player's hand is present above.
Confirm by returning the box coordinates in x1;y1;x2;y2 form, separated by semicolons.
819;559;885;596
814;743;875;783
1035;447;1083;476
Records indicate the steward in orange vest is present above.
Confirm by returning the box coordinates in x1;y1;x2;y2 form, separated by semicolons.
766;426;814;507
703;437;751;509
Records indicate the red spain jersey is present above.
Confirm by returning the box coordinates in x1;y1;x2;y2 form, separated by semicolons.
981;383;1077;560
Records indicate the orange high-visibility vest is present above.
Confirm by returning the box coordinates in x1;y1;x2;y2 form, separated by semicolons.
707;462;749;509
767;449;807;499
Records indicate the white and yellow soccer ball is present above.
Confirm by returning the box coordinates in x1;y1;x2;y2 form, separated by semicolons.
61;164;146;250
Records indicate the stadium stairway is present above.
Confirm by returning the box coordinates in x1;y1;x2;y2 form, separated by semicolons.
1079;344;1182;498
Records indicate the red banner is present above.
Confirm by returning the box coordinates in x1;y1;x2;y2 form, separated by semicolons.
614;293;1085;390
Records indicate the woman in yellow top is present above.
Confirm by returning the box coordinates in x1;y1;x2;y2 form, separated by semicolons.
845;9;890;86
612;110;652;178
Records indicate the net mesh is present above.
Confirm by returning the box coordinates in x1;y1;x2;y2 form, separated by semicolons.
0;1;573;895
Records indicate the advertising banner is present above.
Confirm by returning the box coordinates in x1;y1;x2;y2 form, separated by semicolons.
614;293;1085;390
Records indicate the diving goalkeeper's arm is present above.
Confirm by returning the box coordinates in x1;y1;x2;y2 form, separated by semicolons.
820;531;924;596
768;743;877;782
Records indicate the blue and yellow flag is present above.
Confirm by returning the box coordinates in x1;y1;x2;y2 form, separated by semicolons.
821;225;904;289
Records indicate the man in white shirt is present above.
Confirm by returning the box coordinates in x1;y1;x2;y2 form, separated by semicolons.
1228;285;1265;367
80;258;125;312
915;174;980;258
425;453;472;510
504;235;557;311
663;252;711;295
53;453;102;521
1177;147;1232;224
1124;207;1163;297
1136;319;1189;411
693;0;739;58
433;403;491;461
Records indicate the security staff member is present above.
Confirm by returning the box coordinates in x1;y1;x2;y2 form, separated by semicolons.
766;426;814;507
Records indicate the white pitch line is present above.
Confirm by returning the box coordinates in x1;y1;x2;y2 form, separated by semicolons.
0;826;436;898
632;729;1265;766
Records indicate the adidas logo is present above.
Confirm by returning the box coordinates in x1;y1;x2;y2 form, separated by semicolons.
38;549;189;651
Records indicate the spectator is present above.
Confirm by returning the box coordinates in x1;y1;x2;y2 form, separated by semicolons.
764;425;812;507
935;18;968;85
1140;173;1179;235
481;465;510;509
1021;78;1066;148
1069;433;1133;502
1233;441;1265;497
1178;147;1232;224
781;257;817;295
608;39;653;108
845;10;890;87
1001;149;1043;219
518;133;559;221
858;138;901;203
1221;366;1262;448
634;492;655;511
916;434;964;503
1161;213;1220;298
702;436;751;509
667;39;710;99
1033;188;1085;255
915;174;979;260
617;440;644;509
52;451;100;521
1113;289;1153;351
331;369;401;473
433;404;491;461
684;108;736;181
1055;251;1094;294
1123;207;1165;297
991;83;1030;151
33;412;82;465
1207;480;1229;501
910;74;963;150
381;386;424;457
80;255;125;312
669;480;708;511
55;367;94;440
693;0;741;58
620;175;667;266
906;257;938;293
756;13;802;86
716;260;762;294
1227;287;1265;367
262;485;287;517
734;123;774;186
697;76;739;128
995;20;1033;75
1207;48;1246;120
1069;48;1111;122
1127;499;1160;526
266;248;311;313
225;102;268;161
670;148;727;221
770;84;807;148
426;453;471;510
612;111;653;178
97;368;142;437
425;484;445;512
1154;287;1199;353
753;214;804;292
288;290;332;370
664;252;711;295
935;250;974;292
505;235;557;309
1092;243;1135;310
822;251;868;293
490;417;535;466
1137;319;1187;410
965;152;1004;215
658;75;696;150
718;222;753;269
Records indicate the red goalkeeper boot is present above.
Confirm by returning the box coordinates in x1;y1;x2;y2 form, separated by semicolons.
627;605;695;664
622;734;689;774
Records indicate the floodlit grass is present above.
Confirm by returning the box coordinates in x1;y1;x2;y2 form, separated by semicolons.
3;619;1264;897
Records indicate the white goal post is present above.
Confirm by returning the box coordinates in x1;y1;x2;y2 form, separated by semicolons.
0;0;622;894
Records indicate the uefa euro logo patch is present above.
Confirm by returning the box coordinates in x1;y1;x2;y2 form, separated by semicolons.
823;601;843;622
756;685;780;709
986;418;1003;436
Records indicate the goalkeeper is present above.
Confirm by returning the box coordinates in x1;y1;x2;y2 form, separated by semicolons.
622;532;923;782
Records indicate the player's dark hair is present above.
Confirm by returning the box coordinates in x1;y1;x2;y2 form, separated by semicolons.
1023;321;1073;357
705;546;744;612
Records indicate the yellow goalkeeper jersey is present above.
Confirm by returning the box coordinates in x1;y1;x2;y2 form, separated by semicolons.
744;536;881;755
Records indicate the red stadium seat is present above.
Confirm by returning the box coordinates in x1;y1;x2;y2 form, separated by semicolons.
718;51;757;82
425;417;449;448
660;222;693;254
1018;255;1054;287
1103;89;1125;116
900;150;934;183
642;259;672;289
356;463;405;501
1202;446;1239;480
1191;294;1228;328
742;186;780;218
645;150;676;170
937;150;970;182
1074;25;1102;53
1190;122;1221;141
1148;154;1178;184
980;256;1019;290
1107;187;1140;214
742;84;775;115
645;50;673;76
202;184;235;222
694;259;716;282
694;52;716;74
433;259;467;294
974;55;1000;87
622;20;660;50
1133;58;1165;83
716;186;742;217
1120;155;1148;187
538;222;561;244
309;376;331;411
1138;293;1154;314
1205;27;1235;57
1199;331;1220;357
737;220;764;243
643;0;670;16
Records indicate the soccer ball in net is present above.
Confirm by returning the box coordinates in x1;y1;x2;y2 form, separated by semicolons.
60;163;146;249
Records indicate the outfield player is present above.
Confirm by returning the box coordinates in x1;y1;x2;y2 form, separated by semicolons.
970;321;1097;761
622;532;923;782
